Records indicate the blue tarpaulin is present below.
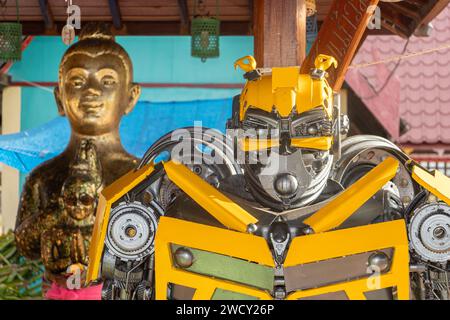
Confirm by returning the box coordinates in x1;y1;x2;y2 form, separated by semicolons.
0;98;232;173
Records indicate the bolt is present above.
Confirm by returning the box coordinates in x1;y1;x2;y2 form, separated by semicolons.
400;178;409;188
366;151;375;160
433;227;446;240
125;226;137;238
368;252;390;272
174;247;194;268
247;223;258;234
402;196;411;205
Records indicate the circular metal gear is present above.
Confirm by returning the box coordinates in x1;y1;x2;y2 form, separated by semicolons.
409;203;450;263
105;201;158;261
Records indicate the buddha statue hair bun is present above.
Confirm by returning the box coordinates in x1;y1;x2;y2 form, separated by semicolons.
78;22;115;42
59;22;134;83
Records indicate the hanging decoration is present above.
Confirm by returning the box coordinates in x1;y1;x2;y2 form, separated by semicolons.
191;0;221;62
61;0;80;45
306;0;318;54
0;0;22;61
306;0;317;17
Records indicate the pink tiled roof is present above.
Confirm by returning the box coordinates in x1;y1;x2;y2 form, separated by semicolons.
346;4;450;145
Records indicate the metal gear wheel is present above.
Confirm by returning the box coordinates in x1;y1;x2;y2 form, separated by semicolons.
105;201;158;261
409;203;450;263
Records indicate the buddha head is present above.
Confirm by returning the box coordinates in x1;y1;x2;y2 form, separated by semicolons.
55;23;141;136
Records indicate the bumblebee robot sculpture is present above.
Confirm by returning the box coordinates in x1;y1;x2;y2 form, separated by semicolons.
85;55;450;300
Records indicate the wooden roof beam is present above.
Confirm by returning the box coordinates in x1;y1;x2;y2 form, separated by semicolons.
379;8;412;39
19;21;252;36
108;0;123;30
301;0;380;92
253;0;306;68
249;0;254;33
38;0;54;30
387;2;422;23
177;0;189;34
419;0;450;26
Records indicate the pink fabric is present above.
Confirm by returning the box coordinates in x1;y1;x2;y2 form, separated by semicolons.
45;282;103;300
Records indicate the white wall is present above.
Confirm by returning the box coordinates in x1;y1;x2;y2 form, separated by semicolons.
1;86;21;234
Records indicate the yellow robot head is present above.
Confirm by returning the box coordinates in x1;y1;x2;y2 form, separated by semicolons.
228;55;340;210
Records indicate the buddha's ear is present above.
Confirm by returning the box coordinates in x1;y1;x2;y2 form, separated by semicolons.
124;83;141;115
54;86;65;116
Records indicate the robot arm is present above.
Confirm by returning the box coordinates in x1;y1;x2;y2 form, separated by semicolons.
86;127;253;300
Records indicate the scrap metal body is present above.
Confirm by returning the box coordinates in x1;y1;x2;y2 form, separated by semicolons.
86;56;450;300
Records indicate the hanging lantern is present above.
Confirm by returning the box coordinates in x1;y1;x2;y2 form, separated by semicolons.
191;0;220;62
0;0;22;61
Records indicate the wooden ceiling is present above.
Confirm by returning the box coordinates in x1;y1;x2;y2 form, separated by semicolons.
0;0;448;37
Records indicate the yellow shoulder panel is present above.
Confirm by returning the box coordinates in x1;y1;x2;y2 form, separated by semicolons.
304;157;399;233
411;164;450;205
163;161;258;232
86;163;156;284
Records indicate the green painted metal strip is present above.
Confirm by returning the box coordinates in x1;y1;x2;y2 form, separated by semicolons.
172;245;274;291
212;288;259;300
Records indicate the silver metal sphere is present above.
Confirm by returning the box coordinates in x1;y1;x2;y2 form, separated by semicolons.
247;223;258;234
368;252;390;272
274;173;299;196
174;247;194;268
307;126;318;135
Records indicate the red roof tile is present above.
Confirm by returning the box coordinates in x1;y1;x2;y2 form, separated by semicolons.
346;4;450;144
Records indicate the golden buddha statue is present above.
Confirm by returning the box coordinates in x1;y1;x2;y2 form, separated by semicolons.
15;23;141;286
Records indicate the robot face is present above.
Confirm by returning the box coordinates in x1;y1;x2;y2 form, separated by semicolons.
230;55;339;210
238;107;334;210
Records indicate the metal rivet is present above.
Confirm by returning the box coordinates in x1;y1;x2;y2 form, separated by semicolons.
307;126;318;135
174;247;194;268
274;173;299;196
366;151;375;160
247;223;258;234
368;252;390;272
142;191;154;205
400;178;409;188
402;196;411;205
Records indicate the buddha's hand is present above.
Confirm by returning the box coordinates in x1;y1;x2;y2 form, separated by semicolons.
70;228;89;266
41;227;73;274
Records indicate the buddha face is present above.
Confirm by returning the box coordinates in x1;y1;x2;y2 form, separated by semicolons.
56;53;140;136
